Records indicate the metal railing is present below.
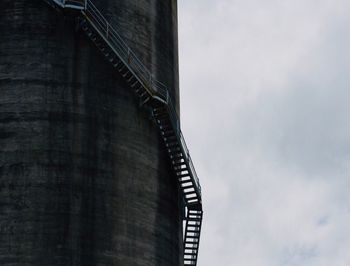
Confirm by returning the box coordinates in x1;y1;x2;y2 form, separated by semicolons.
43;0;203;264
45;0;202;200
83;0;169;101
80;0;202;199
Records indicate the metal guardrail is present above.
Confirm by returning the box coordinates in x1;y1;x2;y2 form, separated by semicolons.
81;0;202;198
43;0;203;264
46;0;202;199
84;0;168;100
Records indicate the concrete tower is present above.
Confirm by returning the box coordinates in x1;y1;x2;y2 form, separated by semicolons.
0;0;184;265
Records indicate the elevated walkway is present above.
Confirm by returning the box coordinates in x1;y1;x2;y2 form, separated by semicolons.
43;1;203;264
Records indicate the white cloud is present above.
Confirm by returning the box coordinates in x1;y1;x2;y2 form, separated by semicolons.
178;0;350;265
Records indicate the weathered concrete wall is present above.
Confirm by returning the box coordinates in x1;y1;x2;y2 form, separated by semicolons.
0;0;182;265
98;0;180;110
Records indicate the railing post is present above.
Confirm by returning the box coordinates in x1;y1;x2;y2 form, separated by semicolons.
127;48;131;64
84;0;87;10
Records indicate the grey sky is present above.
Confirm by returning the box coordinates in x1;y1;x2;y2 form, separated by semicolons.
177;0;350;265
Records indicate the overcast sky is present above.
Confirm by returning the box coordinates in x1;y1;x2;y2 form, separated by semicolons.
177;0;350;265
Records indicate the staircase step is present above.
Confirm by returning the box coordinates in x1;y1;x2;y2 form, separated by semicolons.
184;245;199;248
122;71;131;78
135;86;145;94
158;120;172;127
187;199;200;205
184;257;197;261
113;61;123;68
184;237;200;242
153;107;167;112
160;124;172;130
188;213;202;218
165;142;179;148
185;235;200;239
185;243;199;248
186;199;200;205
168;147;181;153
187;219;202;223
164;135;177;141
188;215;202;219
170;152;183;159
186;229;200;233
127;75;136;83
131;80;139;88
185;192;197;198
184;187;195;193
179;176;191;182
138;91;149;99
176;173;190;178
181;184;193;190
180;183;192;189
162;130;175;136
118;65;127;72
184;252;198;256
154;113;169;120
172;160;186;166
185;195;198;200
140;96;151;106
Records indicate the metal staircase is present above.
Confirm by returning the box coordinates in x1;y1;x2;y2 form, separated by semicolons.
43;0;203;264
183;209;203;265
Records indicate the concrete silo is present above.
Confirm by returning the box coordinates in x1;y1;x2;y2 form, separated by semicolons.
0;0;202;265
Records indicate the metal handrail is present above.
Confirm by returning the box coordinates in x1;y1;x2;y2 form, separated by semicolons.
85;1;158;95
46;0;202;200
43;1;203;264
81;0;202;199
